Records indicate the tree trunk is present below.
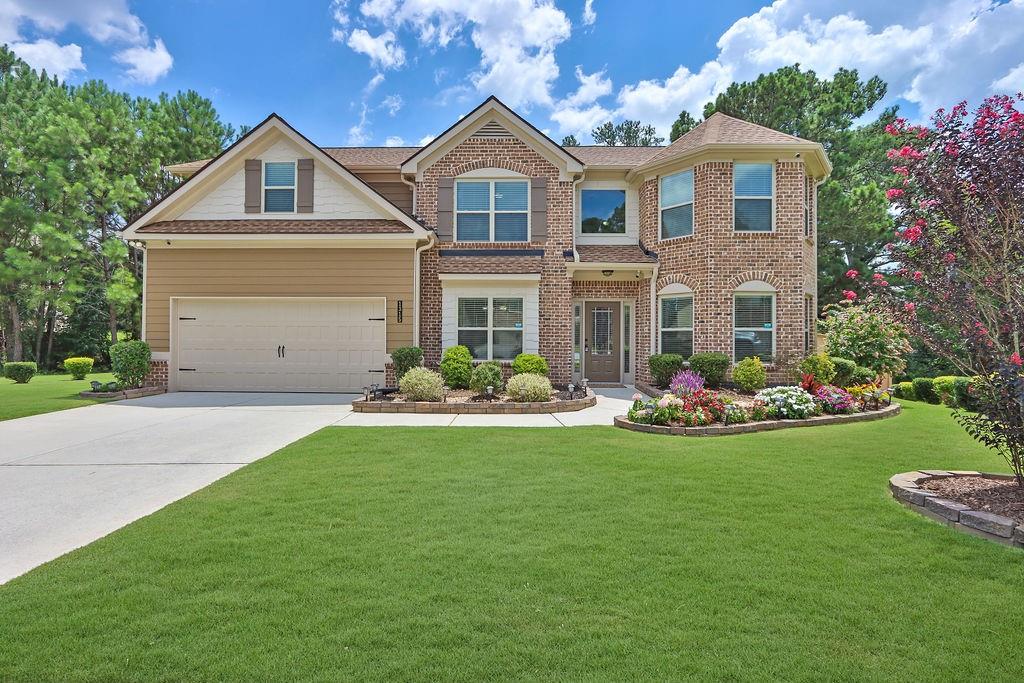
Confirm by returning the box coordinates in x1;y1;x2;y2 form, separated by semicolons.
7;300;22;361
108;300;119;347
44;306;56;370
33;299;47;364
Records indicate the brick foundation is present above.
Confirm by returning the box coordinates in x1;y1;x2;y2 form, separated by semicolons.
144;359;168;389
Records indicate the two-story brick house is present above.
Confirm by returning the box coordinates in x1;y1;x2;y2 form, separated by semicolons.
122;96;830;392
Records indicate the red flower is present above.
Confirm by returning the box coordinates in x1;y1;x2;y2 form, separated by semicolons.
903;302;917;316
1011;352;1023;367
903;225;923;243
912;271;923;282
886;188;905;201
892;165;909;176
943;252;956;264
842;290;857;301
845;268;859;279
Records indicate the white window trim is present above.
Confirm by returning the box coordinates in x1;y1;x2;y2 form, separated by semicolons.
578;185;628;237
454;178;531;243
457;296;524;361
658;169;695;241
732;290;777;364
733;162;775;233
263;161;296;214
658;294;694;356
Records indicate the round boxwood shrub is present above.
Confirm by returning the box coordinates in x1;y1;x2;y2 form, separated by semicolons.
648;353;685;388
952;376;980;412
732;356;767;393
911;377;939;404
398;367;445;401
830;357;857;387
505;373;553;402
4;361;37;384
439;345;473;389
687;352;729;388
511;353;549;376
109;340;151;388
933;375;959;406
390;346;423;382
797;352;836;385
470;361;504;394
63;357;94;380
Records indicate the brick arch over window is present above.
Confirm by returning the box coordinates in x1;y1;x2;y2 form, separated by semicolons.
451;159;534;177
656;273;699;294
728;271;783;291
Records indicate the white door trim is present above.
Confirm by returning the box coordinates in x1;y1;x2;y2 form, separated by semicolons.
572;297;635;386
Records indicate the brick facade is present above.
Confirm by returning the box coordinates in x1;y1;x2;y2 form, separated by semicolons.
144;359;168;388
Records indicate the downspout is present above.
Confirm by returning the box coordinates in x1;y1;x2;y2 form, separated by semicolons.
649;263;660;358
571;172;584;261
413;231;436;347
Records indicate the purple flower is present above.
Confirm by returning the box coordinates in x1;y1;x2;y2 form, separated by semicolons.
670;369;705;396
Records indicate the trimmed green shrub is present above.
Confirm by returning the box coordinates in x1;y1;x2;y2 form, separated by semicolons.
63;357;94;380
851;366;877;385
893;381;916;400
470;362;504;394
505;373;553;402
831;357;857;387
797;352;837;385
511;353;549;376
398;367;445;401
953;377;979;412
912;377;939;404
109;340;151;388
439;345;473;389
933;375;958;406
390;346;423;382
3;361;37;384
688;352;729;388
733;356;767;393
648;353;685;388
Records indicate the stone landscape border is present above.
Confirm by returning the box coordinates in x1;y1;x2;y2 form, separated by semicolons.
353;390;596;414
889;470;1024;548
79;387;166;400
614;403;901;436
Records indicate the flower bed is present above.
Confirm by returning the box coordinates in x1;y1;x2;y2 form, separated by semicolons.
889;470;1024;548
353;388;596;414
621;380;898;436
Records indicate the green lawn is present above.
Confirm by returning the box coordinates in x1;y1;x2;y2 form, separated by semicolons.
1;402;1022;681
0;372;116;422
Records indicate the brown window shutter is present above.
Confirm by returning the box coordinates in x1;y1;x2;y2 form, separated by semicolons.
436;176;454;241
244;159;262;213
530;177;547;241
297;158;314;213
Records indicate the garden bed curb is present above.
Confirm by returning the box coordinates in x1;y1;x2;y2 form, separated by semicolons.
353;390;596;414
888;470;1024;549
613;403;901;436
79;387;166;400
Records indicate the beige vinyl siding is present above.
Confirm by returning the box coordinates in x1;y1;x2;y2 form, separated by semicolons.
351;170;413;214
145;248;414;353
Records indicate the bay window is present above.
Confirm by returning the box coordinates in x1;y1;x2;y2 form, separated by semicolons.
456;179;529;242
457;296;524;360
734;162;773;232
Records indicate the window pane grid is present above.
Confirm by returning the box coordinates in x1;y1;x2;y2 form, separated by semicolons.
456;296;525;361
456;179;529;242
734;293;775;362
661;170;694;239
660;296;693;357
264;162;295;212
734;163;773;232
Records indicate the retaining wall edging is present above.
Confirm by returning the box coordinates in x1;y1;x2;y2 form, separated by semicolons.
614;403;901;436
353;390;597;414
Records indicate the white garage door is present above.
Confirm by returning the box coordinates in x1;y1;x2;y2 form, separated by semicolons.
173;298;387;392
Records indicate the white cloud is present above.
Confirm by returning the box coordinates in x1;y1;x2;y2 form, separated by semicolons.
582;0;596;26
418;134;435;145
363;72;385;94
347;104;371;145
1;0;173;82
616;61;733;136
550;66;613;136
9;39;84;79
344;28;406;70
380;94;403;115
384;135;405;146
992;62;1024;93
334;0;572;109
113;38;173;84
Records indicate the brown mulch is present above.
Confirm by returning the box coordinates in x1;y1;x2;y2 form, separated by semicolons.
920;475;1024;525
379;388;576;404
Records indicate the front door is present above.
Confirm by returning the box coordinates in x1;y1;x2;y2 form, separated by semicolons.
584;301;620;383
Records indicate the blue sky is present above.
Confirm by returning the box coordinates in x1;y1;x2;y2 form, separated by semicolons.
4;1;1024;147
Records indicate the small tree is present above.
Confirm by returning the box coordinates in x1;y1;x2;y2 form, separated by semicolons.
818;303;912;376
850;95;1024;485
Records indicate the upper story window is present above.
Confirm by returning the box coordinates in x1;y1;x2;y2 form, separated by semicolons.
803;176;813;237
580;189;626;234
734;162;773;232
264;162;296;212
660;170;693;239
456;179;529;242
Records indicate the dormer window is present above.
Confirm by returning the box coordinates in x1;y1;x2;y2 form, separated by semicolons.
264;161;296;212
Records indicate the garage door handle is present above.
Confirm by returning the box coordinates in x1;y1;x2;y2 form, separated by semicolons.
368;369;385;373
281;345;286;358
277;345;282;358
368;317;385;321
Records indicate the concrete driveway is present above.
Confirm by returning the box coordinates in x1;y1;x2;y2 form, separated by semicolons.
0;392;354;584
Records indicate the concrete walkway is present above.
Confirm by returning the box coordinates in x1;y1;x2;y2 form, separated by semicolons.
0;387;633;584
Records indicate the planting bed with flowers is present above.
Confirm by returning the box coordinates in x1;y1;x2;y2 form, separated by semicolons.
622;367;898;435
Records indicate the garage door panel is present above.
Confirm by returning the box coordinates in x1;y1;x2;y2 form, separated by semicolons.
174;298;386;392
